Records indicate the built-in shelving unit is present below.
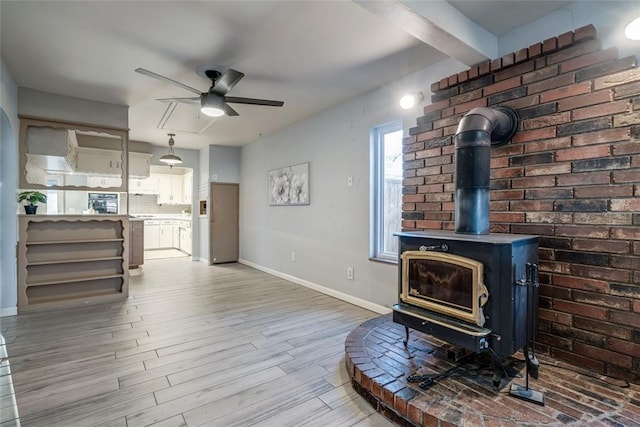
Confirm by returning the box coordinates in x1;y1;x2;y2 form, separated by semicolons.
17;215;129;311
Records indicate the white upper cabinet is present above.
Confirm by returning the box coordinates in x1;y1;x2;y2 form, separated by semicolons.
129;152;152;178
156;174;184;205
76;147;122;176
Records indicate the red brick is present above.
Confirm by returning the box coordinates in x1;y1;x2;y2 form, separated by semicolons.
557;31;574;48
403;194;424;203
575;24;597;42
526;212;573;224
573;127;629;146
457;70;468;83
490;167;524;179
450;88;482;106
478;61;490;76
610;198;640;211
525;136;572;153
553;299;608;320
574;342;632;368
441;106;455;117
402;220;415;229
573;100;630;121
448;74;458;87
525;163;571;177
551;348;605;373
542;36;558;53
522;65;560;85
548;39;601;65
490;57;502;72
416;129;443;142
501;94;540;110
608;338;640;358
439;77;449;90
558;90;612;111
510;200;554;211
555;144;610;161
594;68;640;90
489;212;525;223
613;111;640;127
511;175;555;188
573;238;630;254
523;112;571;130
540;81;591;103
610;310;640;328
560;47;619;73
483;75;521;96
528;73;575;95
574;317;633;340
424;99;449;114
529;42;542;58
611;227;640;240
613;141;640;156
490;189;524;200
468;66;479;79
511;127;556;143
572;264;629;282
402;203;415;211
430;81;440;93
502;53;515;68
538;308;573;325
494;60;535;82
515;48;528;63
552;275;609;293
575;185;633;199
453;98;486;115
574;291;631;310
403;177;424;186
415;147;442;159
415;220;443;230
557;171;610;186
556;225;609;238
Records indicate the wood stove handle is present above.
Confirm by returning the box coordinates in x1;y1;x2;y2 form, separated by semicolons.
419;243;449;252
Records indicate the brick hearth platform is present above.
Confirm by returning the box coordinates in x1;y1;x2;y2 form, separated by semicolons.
345;314;640;426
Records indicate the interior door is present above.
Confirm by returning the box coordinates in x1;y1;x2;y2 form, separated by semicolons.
209;183;239;264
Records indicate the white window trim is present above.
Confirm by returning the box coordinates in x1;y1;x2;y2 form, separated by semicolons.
370;120;402;263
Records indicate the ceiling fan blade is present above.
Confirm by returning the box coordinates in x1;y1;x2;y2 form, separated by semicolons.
156;97;200;104
225;96;284;107
223;103;239;117
135;68;202;95
211;69;245;95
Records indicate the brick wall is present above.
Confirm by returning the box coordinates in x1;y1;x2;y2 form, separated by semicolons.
402;25;640;382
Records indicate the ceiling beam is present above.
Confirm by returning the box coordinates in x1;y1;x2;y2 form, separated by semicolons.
354;0;497;66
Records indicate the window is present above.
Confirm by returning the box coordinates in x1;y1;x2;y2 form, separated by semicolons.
371;120;403;261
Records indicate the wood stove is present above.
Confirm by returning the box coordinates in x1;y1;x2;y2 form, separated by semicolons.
393;106;540;366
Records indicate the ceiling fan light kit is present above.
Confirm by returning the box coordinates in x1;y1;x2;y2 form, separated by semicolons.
200;94;225;117
159;133;183;167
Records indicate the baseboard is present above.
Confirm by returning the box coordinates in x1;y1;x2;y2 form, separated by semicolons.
239;259;391;315
0;307;17;317
197;257;209;264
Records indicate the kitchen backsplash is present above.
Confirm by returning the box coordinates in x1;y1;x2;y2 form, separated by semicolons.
127;194;188;214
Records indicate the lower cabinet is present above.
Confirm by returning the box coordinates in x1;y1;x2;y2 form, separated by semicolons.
143;222;160;249
159;222;173;248
129;219;144;268
143;218;191;253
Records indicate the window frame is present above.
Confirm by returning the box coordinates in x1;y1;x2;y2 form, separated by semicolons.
370;119;403;263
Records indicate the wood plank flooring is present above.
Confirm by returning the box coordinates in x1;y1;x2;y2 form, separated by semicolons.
0;258;394;427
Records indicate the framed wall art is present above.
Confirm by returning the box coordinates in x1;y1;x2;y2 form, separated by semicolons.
268;162;310;206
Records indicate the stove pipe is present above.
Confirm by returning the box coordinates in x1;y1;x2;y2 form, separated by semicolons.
455;106;519;234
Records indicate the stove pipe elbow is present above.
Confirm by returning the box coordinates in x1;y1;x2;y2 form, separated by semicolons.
454;106;518;234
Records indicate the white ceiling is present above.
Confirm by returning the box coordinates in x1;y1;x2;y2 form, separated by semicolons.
1;1;571;150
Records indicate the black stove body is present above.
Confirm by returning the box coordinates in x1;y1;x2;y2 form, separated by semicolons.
393;230;538;358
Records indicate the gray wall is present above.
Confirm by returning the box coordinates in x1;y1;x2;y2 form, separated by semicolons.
0;59;19;316
239;58;465;311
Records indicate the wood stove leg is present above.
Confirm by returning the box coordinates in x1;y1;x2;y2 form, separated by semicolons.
403;325;410;347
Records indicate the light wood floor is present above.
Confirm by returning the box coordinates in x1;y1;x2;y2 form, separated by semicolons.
1;258;394;427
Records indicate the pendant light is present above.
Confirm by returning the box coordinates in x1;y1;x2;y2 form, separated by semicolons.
159;133;182;168
626;16;640;40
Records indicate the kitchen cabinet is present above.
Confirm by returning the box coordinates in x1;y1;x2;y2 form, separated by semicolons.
77;147;123;175
144;221;160;249
182;171;193;204
129;175;159;195
129;152;152;178
17;215;129;311
87;176;122;188
157;174;183;205
179;227;192;255
159;221;174;248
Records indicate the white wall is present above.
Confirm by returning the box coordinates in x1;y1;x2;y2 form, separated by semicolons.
0;59;19;316
239;58;465;312
499;1;639;59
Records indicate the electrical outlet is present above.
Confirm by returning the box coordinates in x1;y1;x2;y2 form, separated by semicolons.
347;267;354;280
291;251;296;262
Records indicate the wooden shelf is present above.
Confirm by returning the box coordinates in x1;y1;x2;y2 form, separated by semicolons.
27;256;123;266
17;215;129;312
27;238;124;245
26;274;125;287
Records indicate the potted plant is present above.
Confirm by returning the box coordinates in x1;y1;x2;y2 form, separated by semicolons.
18;191;47;214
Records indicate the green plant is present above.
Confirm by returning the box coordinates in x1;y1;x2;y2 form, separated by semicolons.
18;191;47;206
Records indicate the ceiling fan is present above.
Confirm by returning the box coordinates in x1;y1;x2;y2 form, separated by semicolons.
135;67;284;117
